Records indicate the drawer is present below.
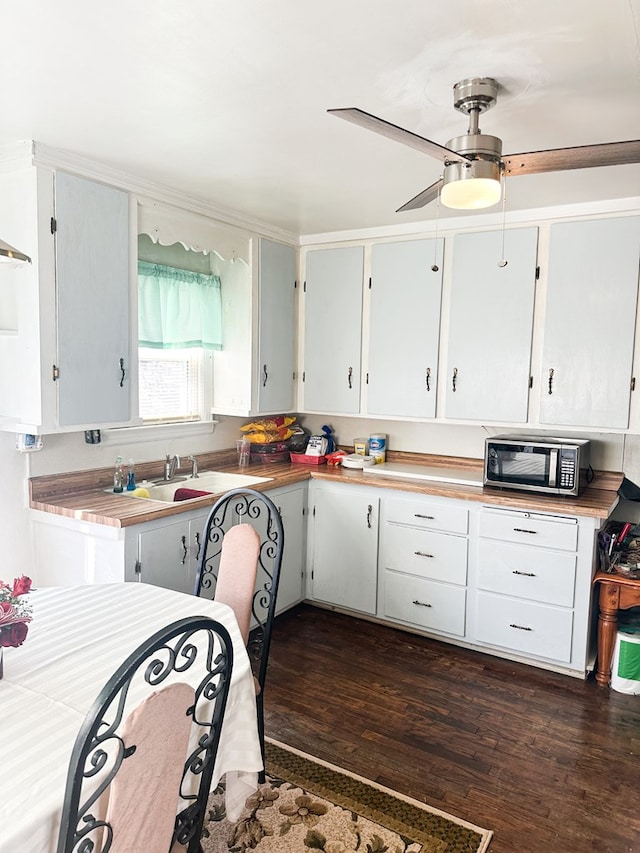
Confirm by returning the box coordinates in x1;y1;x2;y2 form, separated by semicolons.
383;571;466;636
478;540;576;607
479;508;578;551
385;498;468;534
382;525;467;585
476;591;573;662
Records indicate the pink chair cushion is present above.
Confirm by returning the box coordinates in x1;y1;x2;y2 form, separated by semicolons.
214;524;261;644
105;682;194;853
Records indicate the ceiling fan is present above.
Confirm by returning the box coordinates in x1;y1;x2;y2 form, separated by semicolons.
328;77;640;212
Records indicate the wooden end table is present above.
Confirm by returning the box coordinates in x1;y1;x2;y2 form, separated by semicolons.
593;571;640;687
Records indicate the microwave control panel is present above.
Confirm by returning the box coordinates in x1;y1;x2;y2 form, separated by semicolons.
559;450;577;489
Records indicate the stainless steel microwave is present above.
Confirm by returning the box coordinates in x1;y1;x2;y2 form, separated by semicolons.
484;435;592;496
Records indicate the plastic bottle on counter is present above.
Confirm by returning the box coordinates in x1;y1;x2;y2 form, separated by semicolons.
369;433;387;464
113;456;124;493
126;459;136;491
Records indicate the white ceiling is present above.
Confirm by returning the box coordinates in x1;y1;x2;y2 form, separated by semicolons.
3;0;640;237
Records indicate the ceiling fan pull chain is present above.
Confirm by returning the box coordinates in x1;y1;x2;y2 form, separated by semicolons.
432;191;440;271
498;170;508;267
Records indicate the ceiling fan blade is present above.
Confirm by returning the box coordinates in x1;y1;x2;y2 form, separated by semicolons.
396;178;444;212
328;108;468;163
503;139;640;176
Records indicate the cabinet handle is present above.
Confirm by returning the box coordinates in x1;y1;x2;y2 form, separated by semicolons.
414;513;434;520
512;569;536;577
426;367;431;392
119;357;125;388
180;535;188;565
195;532;201;561
513;527;537;535
412;600;432;608
348;366;353;389
548;367;554;395
263;364;269;387
366;504;373;528
414;551;434;558
509;623;533;632
452;367;458;392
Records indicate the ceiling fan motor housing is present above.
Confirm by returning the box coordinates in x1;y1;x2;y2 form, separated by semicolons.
445;133;502;161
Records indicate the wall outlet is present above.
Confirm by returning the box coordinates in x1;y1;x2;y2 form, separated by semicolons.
16;433;43;452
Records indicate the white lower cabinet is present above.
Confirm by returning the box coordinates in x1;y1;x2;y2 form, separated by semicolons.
474;506;599;672
379;495;469;638
309;485;601;677
30;484;307;609
259;484;306;615
475;592;573;662
308;482;378;615
129;511;207;594
32;478;602;677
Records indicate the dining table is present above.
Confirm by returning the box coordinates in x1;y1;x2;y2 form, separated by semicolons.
0;582;263;853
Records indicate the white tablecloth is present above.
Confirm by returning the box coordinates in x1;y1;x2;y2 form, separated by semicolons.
0;583;263;853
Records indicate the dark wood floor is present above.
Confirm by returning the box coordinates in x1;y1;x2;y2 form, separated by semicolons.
263;604;640;853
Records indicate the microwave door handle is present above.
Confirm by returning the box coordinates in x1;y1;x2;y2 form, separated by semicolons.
548;449;558;488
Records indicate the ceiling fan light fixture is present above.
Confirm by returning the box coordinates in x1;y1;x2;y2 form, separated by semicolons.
440;159;502;210
0;238;31;264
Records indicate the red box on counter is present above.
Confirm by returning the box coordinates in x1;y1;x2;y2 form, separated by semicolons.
289;452;327;465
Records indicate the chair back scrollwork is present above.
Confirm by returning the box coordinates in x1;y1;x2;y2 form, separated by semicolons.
194;488;284;780
57;616;233;853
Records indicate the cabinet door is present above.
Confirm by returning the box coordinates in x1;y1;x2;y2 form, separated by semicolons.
303;246;364;413
311;487;378;614
368;239;443;417
257;239;296;413
445;227;538;422
539;217;640;428
272;486;305;614
138;518;191;593
55;172;130;426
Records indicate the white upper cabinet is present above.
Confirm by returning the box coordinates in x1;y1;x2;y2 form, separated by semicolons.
257;239;296;413
538;216;640;429
367;239;444;418
444;227;538;423
0;165;131;433
302;246;364;413
55;172;130;426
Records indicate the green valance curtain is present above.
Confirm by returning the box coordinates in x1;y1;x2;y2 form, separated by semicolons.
138;260;222;350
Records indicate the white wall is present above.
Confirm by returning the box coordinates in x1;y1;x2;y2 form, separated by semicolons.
298;414;631;470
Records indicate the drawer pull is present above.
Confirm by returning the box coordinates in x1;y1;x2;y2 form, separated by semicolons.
414;514;435;520
513;527;537;534
412;600;432;608
509;623;532;632
414;551;434;558
512;570;536;577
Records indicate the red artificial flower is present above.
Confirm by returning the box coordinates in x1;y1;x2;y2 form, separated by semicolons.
0;621;29;647
12;576;32;597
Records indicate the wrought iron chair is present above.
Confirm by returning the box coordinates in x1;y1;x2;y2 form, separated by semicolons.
194;488;284;782
57;616;233;853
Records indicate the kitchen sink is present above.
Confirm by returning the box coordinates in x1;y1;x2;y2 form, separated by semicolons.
107;471;273;503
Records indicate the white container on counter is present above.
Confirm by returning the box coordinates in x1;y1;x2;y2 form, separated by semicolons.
369;433;387;464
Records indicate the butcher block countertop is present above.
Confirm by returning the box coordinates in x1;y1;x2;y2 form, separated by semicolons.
29;448;623;528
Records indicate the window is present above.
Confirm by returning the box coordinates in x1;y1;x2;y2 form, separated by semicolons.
138;347;204;423
137;239;222;424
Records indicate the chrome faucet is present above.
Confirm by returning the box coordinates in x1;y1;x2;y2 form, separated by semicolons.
163;454;180;481
187;455;199;478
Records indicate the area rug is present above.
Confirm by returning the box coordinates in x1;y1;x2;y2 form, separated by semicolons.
202;738;492;852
